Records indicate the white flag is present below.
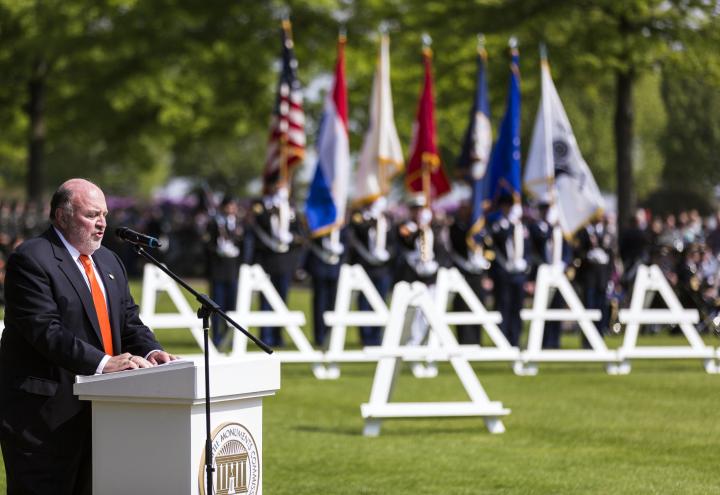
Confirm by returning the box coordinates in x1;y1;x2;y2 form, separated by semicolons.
524;56;604;234
355;33;404;204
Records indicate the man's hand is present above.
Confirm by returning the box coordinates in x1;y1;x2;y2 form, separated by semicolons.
146;350;178;365
102;353;154;373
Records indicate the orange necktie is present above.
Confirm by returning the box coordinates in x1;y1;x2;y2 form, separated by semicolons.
79;254;114;356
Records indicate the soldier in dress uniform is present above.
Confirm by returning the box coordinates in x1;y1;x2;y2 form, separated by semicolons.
527;202;572;349
347;197;396;346
488;195;528;347
394;195;441;345
395;196;439;285
574;217;614;345
206;196;245;348
676;242;703;315
246;183;306;347
447;201;491;344
305;228;346;347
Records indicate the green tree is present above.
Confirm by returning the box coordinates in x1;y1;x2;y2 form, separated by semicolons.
0;0;341;199
661;70;720;189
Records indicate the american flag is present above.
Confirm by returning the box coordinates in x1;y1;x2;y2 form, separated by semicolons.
263;18;306;191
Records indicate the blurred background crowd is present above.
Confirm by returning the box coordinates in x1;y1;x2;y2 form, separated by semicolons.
2;193;719;344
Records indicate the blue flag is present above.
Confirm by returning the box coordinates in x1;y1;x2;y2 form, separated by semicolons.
485;45;521;218
457;46;492;237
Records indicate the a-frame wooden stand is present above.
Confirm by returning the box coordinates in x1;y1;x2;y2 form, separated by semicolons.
314;264;390;379
518;264;618;375
229;264;325;375
617;264;718;374
361;281;510;436
139;264;219;358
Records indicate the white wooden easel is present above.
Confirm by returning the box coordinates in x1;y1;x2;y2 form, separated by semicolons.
139;264;218;357
361;281;510;436
314;264;390;379
519;263;619;375
435;267;520;363
227;264;325;376
617;264;718;374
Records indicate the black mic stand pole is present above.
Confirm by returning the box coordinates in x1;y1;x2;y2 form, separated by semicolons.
130;244;272;495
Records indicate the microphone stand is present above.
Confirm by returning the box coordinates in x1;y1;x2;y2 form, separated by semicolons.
130;244;272;495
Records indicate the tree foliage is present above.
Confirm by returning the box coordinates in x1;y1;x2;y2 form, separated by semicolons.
0;0;719;216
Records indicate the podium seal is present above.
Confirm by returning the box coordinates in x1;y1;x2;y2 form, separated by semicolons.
199;422;260;494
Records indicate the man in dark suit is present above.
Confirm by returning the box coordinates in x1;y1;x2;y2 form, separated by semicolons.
0;178;175;494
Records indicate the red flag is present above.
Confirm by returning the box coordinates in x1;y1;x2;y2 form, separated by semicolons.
263;19;306;191
405;46;451;201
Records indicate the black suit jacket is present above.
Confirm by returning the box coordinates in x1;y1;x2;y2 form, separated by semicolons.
0;228;162;450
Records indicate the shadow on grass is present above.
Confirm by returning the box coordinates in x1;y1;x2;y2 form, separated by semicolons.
294;421;493;438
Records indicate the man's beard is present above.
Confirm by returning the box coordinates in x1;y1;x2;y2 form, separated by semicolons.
67;224;102;255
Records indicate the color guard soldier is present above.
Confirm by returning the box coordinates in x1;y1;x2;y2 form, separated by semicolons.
206;196;245;348
305;228;346;347
347;197;396;346
528;203;571;349
488;195;528;347
574;217;614;344
447;201;491;344
395;195;441;345
246;183;306;347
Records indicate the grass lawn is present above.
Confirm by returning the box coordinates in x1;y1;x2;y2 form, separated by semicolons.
1;280;719;493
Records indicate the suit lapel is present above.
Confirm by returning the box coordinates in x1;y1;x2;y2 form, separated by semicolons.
93;253;122;354
47;229;105;348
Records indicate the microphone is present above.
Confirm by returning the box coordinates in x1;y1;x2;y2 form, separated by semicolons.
116;227;162;248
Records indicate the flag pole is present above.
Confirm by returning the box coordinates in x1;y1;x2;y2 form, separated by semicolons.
378;26;389;195
477;33;487;60
421;33;433;209
539;42;556;214
539;42;564;265
508;36;525;268
330;27;347;249
279;16;293;192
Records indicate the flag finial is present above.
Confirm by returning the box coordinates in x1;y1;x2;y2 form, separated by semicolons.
477;33;487;59
422;33;432;57
278;5;290;22
508;36;519;59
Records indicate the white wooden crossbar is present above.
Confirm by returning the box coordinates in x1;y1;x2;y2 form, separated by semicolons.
324;312;388;327
618;309;698;325
361;402;510;418
618;347;715;359
520;309;602;321
229;312;305;327
443;312;503;325
522;349;618;363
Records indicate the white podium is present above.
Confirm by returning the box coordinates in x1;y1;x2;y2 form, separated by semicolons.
74;356;280;495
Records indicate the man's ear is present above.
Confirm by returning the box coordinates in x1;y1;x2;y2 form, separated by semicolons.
55;209;68;229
